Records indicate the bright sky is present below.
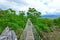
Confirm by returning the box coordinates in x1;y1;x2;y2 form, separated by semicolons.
0;0;60;15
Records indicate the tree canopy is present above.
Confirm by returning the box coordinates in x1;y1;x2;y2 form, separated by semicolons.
0;8;60;40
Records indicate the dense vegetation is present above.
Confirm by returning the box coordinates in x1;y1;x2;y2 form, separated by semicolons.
0;8;27;39
0;8;60;40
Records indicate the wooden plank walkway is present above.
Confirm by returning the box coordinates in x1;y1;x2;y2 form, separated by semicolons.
20;19;34;40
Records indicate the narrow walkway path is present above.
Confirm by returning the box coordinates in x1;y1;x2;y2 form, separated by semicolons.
25;19;34;40
20;19;34;40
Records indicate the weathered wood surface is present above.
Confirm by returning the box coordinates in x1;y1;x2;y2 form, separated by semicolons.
20;19;34;40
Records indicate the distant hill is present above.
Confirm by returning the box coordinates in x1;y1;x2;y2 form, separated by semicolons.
41;14;60;18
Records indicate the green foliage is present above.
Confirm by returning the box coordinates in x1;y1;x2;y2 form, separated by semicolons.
0;8;60;40
53;17;60;26
27;8;41;18
0;8;27;40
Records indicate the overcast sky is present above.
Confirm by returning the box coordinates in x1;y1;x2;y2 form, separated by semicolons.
0;0;60;15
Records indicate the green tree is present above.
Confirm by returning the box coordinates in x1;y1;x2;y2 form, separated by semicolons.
27;8;41;18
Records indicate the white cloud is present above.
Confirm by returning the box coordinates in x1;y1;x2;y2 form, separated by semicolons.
47;0;60;13
0;0;60;15
24;0;49;15
0;0;29;11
